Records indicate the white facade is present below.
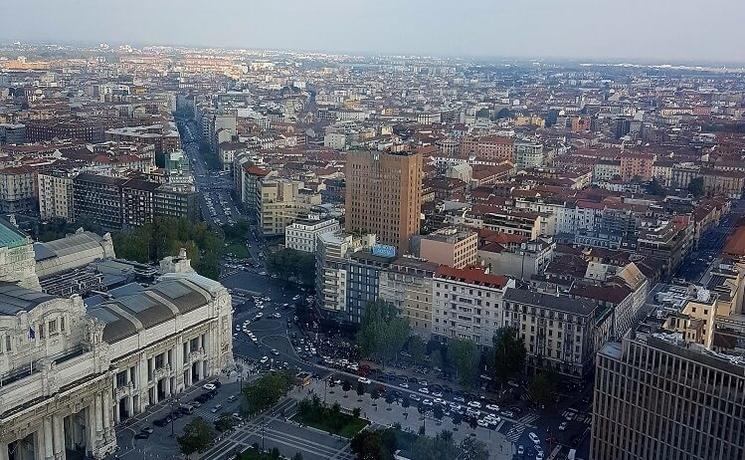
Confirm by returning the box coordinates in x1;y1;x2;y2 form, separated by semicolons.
0;251;233;459
432;267;515;347
285;218;340;253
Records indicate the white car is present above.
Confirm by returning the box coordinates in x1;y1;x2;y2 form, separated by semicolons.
202;383;216;391
357;377;371;385
477;418;489;428
485;404;500;412
422;399;433;407
529;432;540;445
467;401;482;409
559;421;568;431
259;356;269;364
418;387;429;394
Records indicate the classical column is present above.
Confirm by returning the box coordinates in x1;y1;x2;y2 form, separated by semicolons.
86;404;96;457
0;443;9;460
101;393;112;441
52;415;65;460
44;418;55;460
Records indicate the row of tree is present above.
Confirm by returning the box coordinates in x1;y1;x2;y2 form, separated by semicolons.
113;217;223;279
265;247;316;286
242;370;296;415
351;426;488;460
357;300;527;388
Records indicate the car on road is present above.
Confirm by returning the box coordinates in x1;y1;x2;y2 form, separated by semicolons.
203;383;216;391
529;432;540;444
211;404;222;413
399;382;409;388
422;399;433;407
517;445;524;455
559;421;568;431
485;404;500;412
260;356;269;364
134;430;150;439
357;377;371;384
418;387;429;394
271;348;280;356
467;401;482;409
409;394;421;402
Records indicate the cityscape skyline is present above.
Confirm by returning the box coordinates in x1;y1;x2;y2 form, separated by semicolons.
4;0;745;64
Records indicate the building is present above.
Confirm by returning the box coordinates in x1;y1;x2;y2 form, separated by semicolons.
432;266;514;347
591;319;745;459
38;171;75;221
418;227;478;269
243;166;271;219
0;251;233;460
285;217;340;253
315;232;375;317
502;288;612;379
478;237;555;279
0;166;37;214
34;229;116;279
513;141;544;168
379;257;437;338
0;218;41;290
258;179;321;236
344;150;422;254
460;135;514;161
345;249;396;324
0;123;26;145
73;173;197;231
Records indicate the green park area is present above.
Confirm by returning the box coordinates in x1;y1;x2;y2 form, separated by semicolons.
292;396;368;438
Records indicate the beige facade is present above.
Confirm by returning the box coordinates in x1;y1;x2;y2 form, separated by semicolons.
285;218;340;253
379;258;437;337
258;179;321;236
38;172;74;221
418;227;478;269
344;150;422;254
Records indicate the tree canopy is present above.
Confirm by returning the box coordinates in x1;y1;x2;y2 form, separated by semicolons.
242;371;296;415
528;370;556;408
492;326;526;383
113;217;223;279
177;417;215;455
356;300;410;363
266;247;316;286
687;176;705;197
449;338;481;388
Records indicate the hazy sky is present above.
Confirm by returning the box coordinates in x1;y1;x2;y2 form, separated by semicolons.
4;0;745;63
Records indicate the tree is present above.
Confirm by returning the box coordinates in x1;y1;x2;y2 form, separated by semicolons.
449;339;480;388
646;177;665;196
528;371;556;408
429;348;444;370
266;248;316;286
177;417;214;455
243;371;296;415
370;388;380;400
492;326;526;384
293;453;304;460
357;300;410;364
407;336;427;363
688;176;705;197
352;407;361;418
356;381;365;397
342;380;352;393
433;405;444;420
460;438;489;460
350;430;392;460
214;414;237;432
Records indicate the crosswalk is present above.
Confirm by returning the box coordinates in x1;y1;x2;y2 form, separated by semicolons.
502;414;540;442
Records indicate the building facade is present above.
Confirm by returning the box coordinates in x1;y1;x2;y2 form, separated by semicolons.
285;218;340;253
344;150;422;254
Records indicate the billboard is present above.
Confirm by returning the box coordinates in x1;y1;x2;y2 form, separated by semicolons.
371;244;396;258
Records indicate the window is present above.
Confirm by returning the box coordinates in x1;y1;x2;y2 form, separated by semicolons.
49;319;58;335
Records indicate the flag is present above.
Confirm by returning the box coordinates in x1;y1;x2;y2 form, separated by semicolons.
28;327;35;340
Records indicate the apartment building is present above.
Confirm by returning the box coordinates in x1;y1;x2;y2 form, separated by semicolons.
432;266;514;347
418;227;478;269
460;135;514;161
502;288;612;379
258;178;321;236
315;232;375;317
379;257;437;337
38;170;75;221
344;150;422;254
513;141;544;168
285;217;340;253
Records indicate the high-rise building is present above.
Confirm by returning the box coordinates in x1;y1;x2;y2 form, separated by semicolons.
344;150;422;254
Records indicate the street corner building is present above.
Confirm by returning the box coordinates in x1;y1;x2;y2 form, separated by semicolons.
0;249;234;459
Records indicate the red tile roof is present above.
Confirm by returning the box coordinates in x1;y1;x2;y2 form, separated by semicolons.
435;265;509;288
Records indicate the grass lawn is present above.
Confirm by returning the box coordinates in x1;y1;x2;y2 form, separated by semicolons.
225;242;250;258
292;411;368;438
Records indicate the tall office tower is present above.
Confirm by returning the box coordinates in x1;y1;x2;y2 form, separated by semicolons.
344;150;422;254
592;320;745;459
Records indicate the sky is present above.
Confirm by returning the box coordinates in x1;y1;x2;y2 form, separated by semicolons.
4;0;745;64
